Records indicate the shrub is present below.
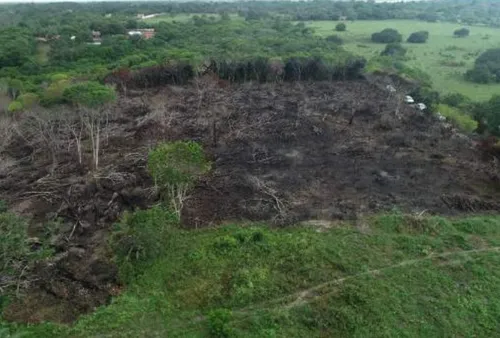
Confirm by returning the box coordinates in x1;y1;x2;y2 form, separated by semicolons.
454;28;470;38
110;206;178;281
335;23;346;32
17;93;39;109
208;309;233;338
325;34;343;45
381;43;407;58
371;28;402;43
0;208;53;292
7;100;23;113
148;141;211;218
437;104;478;133
441;93;470;108
407;31;429;43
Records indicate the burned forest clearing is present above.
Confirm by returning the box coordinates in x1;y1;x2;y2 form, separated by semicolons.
1;76;500;336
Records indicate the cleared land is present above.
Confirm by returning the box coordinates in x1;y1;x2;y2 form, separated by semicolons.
309;20;500;100
1;79;500;331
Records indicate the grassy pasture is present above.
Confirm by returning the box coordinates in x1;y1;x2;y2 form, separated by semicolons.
4;209;500;337
309;20;500;100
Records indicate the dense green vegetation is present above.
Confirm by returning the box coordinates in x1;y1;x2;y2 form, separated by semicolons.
3;210;500;337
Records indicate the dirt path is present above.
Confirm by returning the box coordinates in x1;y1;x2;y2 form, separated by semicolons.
178;245;500;333
278;246;500;310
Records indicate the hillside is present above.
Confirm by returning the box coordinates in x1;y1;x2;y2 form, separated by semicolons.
0;77;500;329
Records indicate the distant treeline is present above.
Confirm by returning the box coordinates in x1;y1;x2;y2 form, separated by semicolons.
104;57;366;90
2;0;500;27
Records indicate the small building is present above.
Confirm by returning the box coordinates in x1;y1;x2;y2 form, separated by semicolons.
127;29;155;39
92;30;102;43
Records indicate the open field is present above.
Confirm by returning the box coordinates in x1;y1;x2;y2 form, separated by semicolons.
4;211;500;337
309;20;500;101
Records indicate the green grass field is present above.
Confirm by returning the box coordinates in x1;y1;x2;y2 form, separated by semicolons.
3;207;500;337
309;20;500;101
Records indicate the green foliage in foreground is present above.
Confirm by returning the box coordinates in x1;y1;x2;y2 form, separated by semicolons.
148;141;211;217
4;210;500;337
437;104;478;133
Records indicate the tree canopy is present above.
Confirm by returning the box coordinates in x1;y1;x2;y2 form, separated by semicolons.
465;48;500;84
454;28;470;38
63;82;116;108
335;23;346;32
371;28;402;43
407;31;429;43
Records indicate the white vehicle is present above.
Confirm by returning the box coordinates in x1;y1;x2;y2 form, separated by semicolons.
386;85;396;93
416;103;427;111
404;95;415;104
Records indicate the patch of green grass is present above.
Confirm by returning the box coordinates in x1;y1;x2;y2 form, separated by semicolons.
437;103;478;132
308;20;500;100
3;211;500;337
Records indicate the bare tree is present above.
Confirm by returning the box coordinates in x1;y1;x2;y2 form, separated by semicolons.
63;82;116;172
15;109;64;173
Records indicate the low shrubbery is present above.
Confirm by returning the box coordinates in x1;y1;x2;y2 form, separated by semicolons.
437;104;478;133
147;141;211;218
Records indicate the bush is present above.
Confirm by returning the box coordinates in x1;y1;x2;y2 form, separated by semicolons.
454;28;470;38
0;208;53;292
381;43;406;58
148;141;211;218
208;309;233;338
7;100;23;113
110;206;178;281
407;31;429;43
441;93;470;108
437;104;478;133
325;35;343;45
371;28;402;43
17;93;39;109
335;23;346;32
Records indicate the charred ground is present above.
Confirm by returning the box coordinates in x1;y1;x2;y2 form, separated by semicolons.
1;78;499;323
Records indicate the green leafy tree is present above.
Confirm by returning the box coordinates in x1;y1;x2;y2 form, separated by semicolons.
148;141;211;218
371;28;402;43
335;22;346;32
407;31;429;43
64;82;116;170
465;48;500;84
454;28;470;38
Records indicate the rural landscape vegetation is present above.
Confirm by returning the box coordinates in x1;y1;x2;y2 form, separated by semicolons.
1;0;500;336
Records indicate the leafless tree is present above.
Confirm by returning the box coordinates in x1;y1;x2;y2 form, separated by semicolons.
15;109;64;173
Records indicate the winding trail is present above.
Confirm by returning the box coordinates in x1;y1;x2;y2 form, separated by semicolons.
177;246;500;333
